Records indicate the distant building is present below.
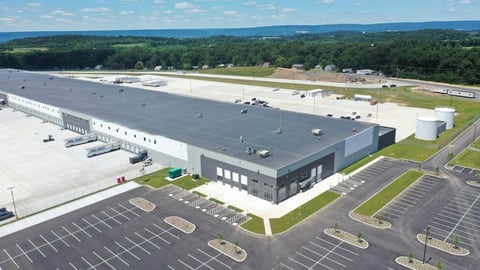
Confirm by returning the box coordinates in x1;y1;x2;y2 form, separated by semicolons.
292;64;304;70
324;64;336;72
262;62;271;68
227;63;234;68
202;65;209;70
314;64;322;70
154;66;162;71
217;64;226;68
342;68;353;73
356;69;375;75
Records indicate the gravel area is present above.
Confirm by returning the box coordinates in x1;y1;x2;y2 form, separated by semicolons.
129;197;156;212
164;216;196;234
395;256;440;270
417;234;469;256
324;228;369;249
208;239;247;262
349;211;392;229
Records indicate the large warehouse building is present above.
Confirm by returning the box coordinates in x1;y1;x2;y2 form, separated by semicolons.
0;69;395;203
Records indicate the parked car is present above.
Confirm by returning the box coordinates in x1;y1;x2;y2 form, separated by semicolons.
0;211;14;221
390;84;397;88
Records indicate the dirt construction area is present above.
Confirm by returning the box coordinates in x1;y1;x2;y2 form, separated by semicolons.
0;108;161;219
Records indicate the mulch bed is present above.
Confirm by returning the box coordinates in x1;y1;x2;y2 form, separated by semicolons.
417;234;469;256
208;239;247;262
349;212;391;229
324;228;369;249
164;216;195;234
129;197;156;212
395;256;440;270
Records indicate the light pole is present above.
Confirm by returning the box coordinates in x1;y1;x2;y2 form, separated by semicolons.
474;124;477;144
422;226;431;264
7;186;18;220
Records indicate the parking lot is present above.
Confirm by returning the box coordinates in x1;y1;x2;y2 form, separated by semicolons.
452;165;480;182
0;186;251;270
377;175;446;224
163;185;248;226
331;158;396;195
279;234;361;270
425;188;480;250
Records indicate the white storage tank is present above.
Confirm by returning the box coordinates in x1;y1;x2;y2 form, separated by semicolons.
435;107;455;129
416;116;438;140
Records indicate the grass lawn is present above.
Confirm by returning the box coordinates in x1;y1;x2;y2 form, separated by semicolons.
270;191;340;235
198;67;275;77
209;198;225;205
135;167;209;190
354;170;424;216
240;214;265;235
472;137;480;149
450;150;480;170
228;205;244;213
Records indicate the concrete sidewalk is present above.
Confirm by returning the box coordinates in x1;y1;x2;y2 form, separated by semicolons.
0;182;140;238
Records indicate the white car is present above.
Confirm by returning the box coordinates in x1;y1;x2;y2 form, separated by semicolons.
143;158;152;166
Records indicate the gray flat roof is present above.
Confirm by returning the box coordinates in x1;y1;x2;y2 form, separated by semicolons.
0;69;377;169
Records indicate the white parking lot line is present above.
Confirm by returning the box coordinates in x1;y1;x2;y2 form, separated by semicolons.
280;262;296;270
124;237;151;255
72;222;92;238
28;239;46;258
118;204;139;217
92;214;112;229
3;249;19;269
143;227;171;245
110;207;130;221
51;230;70;247
187;253;218;270
102;211;122;225
152;224;180;240
295;251;334;270
134;232;162;250
177;259;195;270
197;249;232;269
444;193;480;241
82;218;102;233
92;251;116;270
62;226;81;242
40;234;58;252
308;241;353;261
104;246;129;266
81;256;96;270
15;244;33;263
301;246;348;267
115;242;140;261
69;262;79;270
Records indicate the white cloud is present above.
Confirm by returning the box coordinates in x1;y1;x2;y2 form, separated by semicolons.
120;0;143;2
261;4;275;10
26;3;42;7
153;0;165;3
81;7;110;12
318;0;335;3
459;0;470;3
164;10;173;14
175;2;195;9
243;1;257;6
282;8;298;12
52;9;75;16
223;10;239;16
40;15;54;19
121;10;136;15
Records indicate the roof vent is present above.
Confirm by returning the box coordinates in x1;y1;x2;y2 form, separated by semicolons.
241;109;248;114
197;112;203;118
141;101;146;106
276;127;283;134
311;128;323;136
258;149;270;158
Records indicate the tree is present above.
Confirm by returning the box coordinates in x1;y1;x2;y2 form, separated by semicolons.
377;213;383;225
234;240;241;254
447;152;454;162
408;251;414;263
334;222;340;233
452;234;459;249
217;233;225;244
135;61;144;69
437;261;443;270
475;173;480;184
357;232;363;243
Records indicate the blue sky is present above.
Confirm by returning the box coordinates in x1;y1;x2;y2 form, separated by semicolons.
0;0;479;32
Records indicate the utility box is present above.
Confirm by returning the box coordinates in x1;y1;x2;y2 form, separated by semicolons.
169;168;182;179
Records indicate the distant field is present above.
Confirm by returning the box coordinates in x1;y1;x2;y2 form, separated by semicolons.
198;67;275;77
4;47;48;53
111;43;148;48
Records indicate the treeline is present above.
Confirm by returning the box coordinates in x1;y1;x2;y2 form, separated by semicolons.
0;29;479;84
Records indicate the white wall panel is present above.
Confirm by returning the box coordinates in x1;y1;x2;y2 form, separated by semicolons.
91;117;188;161
7;94;61;118
344;127;373;157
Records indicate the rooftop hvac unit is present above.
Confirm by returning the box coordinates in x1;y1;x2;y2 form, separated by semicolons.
257;149;270;157
311;128;323;136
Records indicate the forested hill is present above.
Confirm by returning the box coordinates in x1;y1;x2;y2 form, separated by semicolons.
1;29;480;85
1;20;480;42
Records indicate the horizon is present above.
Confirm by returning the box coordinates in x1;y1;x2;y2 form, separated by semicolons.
1;0;479;32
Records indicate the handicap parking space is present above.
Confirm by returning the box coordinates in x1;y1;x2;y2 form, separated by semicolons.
165;185;248;226
425;188;480;249
279;234;360;270
376;175;445;224
332;158;396;195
